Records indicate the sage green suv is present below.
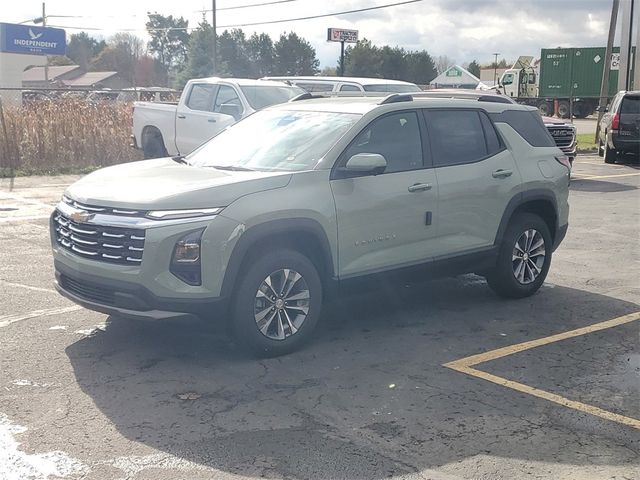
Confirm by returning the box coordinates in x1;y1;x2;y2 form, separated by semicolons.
51;94;570;356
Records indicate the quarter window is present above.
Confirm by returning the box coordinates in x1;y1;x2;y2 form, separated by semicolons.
186;84;215;111
342;111;423;173
426;110;488;167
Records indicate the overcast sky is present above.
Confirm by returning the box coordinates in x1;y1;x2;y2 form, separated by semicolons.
4;0;634;69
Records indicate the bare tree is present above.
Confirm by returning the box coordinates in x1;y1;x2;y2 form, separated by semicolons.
435;55;455;74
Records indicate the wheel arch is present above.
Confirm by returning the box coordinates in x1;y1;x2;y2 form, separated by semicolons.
220;218;335;299
495;191;559;247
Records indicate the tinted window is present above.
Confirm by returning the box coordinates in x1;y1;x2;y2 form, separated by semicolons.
340;84;361;92
490;110;555;147
427;110;487;167
343;111;423;173
295;82;335;92
620;96;640;114
480;112;503;155
214;85;242;113
187;84;215;111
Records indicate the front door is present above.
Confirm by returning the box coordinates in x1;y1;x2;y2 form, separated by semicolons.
330;110;439;278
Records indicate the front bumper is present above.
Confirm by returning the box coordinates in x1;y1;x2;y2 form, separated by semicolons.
55;261;226;320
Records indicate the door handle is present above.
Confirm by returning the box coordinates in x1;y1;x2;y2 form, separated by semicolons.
492;169;513;178
177;114;186;119
408;183;432;193
207;118;217;123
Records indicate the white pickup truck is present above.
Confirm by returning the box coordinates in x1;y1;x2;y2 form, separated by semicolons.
132;78;303;158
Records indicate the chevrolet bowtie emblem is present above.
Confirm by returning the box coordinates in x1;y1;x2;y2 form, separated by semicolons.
69;210;94;223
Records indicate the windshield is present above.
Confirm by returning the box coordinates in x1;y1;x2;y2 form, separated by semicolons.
187;109;360;171
240;85;304;109
363;84;421;93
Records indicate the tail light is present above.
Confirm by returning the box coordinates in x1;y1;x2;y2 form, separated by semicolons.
611;113;620;130
555;155;571;171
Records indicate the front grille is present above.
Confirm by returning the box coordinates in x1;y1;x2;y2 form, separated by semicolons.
53;210;145;265
59;274;116;305
546;125;575;149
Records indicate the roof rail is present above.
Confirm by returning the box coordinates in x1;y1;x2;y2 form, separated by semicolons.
378;93;413;105
289;92;327;102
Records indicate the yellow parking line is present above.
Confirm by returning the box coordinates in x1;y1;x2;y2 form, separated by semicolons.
444;311;640;430
572;172;640;180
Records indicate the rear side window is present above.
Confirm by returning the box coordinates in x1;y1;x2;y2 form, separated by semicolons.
187;84;215;111
620;96;640;114
426;110;488;167
340;84;361;92
491;110;555;147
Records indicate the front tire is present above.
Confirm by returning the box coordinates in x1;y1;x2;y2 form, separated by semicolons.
231;249;323;357
486;213;552;299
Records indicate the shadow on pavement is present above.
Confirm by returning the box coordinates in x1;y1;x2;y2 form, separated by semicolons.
66;276;640;479
570;178;638;193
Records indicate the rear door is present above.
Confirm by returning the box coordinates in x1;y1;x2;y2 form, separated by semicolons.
618;94;640;143
423;108;521;257
175;83;221;155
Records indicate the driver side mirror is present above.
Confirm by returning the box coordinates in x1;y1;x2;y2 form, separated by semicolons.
343;153;387;175
219;103;242;121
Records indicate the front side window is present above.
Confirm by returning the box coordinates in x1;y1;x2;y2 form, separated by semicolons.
342;111;423;173
187;110;360;172
340;84;361;92
240;85;304;109
501;73;514;85
295;82;335;93
427;110;488;167
214;85;242;113
187;84;215;111
363;84;421;93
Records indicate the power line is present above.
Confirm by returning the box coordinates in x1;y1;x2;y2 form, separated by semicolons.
47;0;424;32
206;0;301;11
219;0;424;28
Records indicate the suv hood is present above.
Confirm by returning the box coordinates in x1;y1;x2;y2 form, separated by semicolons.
64;158;292;210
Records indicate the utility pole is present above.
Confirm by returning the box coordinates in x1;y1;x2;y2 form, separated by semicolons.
596;0;619;143
618;0;634;91
492;52;500;85
211;0;217;75
635;0;640;89
43;2;49;84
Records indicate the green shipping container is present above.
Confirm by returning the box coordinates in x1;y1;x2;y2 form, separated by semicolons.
539;46;635;98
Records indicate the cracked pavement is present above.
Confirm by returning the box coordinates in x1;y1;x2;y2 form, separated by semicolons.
0;156;639;479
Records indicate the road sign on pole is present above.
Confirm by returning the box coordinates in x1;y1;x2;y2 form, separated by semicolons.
327;28;358;77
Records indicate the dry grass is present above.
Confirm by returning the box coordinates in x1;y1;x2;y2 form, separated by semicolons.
0;99;143;176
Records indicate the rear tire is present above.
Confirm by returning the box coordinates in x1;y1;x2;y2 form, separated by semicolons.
142;131;167;159
597;139;604;157
604;140;617;164
231;249;323;357
485;213;552;299
538;101;553;117
557;100;570;119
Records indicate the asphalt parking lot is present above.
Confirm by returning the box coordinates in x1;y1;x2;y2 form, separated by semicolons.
1;155;638;480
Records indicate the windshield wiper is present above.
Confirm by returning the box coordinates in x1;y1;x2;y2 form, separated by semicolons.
207;165;255;171
171;155;188;165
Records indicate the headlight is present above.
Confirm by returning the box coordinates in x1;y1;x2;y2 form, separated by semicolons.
171;229;205;285
147;207;223;220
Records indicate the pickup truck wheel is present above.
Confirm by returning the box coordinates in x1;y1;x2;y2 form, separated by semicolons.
142;132;167;159
231;249;322;357
485;213;552;299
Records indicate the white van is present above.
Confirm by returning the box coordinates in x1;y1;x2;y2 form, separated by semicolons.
262;76;422;94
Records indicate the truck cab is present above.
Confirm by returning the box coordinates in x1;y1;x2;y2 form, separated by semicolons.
498;68;538;99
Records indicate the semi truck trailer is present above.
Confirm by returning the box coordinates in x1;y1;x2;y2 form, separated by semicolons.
497;47;636;118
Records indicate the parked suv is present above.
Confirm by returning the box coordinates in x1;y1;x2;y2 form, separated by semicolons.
51;95;570;356
598;90;640;163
